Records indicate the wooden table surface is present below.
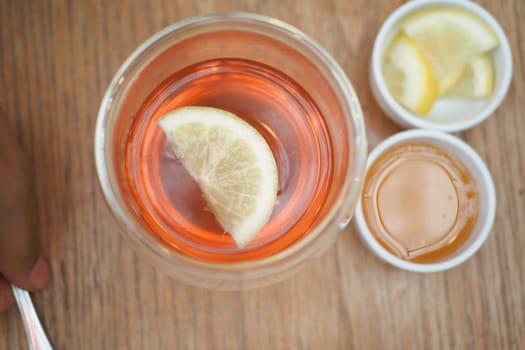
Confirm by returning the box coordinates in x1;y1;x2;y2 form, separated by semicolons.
1;0;524;349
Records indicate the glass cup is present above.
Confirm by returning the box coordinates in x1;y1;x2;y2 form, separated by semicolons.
95;13;367;290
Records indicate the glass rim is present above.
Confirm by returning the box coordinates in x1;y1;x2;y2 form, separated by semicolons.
94;12;367;277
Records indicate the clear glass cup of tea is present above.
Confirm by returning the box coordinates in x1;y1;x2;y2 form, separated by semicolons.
95;13;367;290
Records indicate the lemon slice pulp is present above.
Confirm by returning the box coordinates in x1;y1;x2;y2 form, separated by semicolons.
438;66;465;95
158;106;278;248
446;53;494;97
383;35;439;115
402;8;499;79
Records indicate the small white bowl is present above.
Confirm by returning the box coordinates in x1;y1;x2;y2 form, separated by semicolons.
354;129;496;272
370;0;513;132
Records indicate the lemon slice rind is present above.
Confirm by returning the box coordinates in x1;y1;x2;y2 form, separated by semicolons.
446;53;494;98
402;8;499;79
383;35;439;115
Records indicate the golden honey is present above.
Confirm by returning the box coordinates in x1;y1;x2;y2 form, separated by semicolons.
361;143;479;263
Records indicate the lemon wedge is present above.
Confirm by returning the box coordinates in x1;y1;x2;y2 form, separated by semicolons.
383;35;439;115
446;53;494;97
402;8;499;79
438;66;465;95
158;106;278;248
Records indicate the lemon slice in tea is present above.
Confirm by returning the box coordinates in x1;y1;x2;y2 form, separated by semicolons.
158;106;278;248
401;7;499;79
446;53;494;98
383;34;439;115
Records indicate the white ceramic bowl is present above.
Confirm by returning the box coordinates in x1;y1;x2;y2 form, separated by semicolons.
354;129;496;272
370;0;512;132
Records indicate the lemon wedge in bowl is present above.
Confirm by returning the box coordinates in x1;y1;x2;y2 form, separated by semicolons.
438;66;465;95
383;34;439;115
446;53;494;98
402;7;499;79
158;106;278;248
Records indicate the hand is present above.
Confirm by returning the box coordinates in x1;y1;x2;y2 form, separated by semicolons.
0;106;50;314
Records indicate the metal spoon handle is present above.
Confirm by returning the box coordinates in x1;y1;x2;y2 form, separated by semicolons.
11;285;54;350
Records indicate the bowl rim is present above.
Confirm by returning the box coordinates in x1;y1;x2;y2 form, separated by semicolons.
354;129;496;272
370;0;513;132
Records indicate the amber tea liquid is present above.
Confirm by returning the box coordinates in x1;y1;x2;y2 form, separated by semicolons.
125;58;334;262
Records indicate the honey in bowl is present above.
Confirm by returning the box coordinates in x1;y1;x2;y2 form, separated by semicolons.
361;143;479;263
